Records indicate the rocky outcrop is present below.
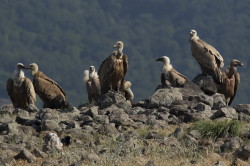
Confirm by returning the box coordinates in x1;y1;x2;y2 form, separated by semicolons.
0;78;249;165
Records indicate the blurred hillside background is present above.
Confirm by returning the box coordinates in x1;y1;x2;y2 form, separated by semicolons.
0;0;249;107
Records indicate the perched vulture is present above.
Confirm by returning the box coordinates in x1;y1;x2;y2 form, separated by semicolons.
98;41;128;94
190;29;224;83
6;63;36;108
219;59;243;105
26;63;69;109
156;56;189;87
83;66;101;102
121;80;134;100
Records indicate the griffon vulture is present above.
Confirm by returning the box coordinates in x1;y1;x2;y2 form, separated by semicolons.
98;41;128;94
156;56;189;87
6;63;36;108
190;30;224;83
83;66;101;102
121;80;134;100
26;63;69;109
219;59;243;105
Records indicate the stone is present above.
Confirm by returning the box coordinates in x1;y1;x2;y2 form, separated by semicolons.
148;88;183;108
41;120;61;132
235;144;250;160
234;104;250;115
220;138;241;152
14;149;36;163
32;148;48;158
98;91;126;109
109;110;134;127
15;116;41;127
169;104;189;117
212;93;226;110
85;106;99;117
211;106;238;120
82;153;100;163
192;74;220;95
43;132;63;152
194;102;211;112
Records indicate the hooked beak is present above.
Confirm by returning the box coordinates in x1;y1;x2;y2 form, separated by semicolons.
239;62;244;66
113;44;118;48
24;66;31;69
156;57;163;62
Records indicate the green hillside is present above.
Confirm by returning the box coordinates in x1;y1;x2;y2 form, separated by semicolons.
0;0;249;106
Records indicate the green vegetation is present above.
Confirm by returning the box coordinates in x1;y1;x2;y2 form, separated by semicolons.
191;120;242;140
0;0;249;106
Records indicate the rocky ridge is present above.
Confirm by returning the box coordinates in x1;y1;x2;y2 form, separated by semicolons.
0;78;250;165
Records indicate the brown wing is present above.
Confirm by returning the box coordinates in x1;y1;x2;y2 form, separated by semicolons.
33;71;68;108
22;78;36;105
122;54;128;77
161;73;167;86
198;39;224;68
36;71;67;97
228;72;240;106
98;55;115;93
6;78;15;105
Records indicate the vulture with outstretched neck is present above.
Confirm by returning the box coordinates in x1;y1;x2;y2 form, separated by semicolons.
83;66;101;102
156;56;189;87
98;41;128;94
219;59;243;105
26;63;69;109
7;63;36;108
190;29;224;83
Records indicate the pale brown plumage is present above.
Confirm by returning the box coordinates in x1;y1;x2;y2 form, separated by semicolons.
190;30;224;83
156;56;189;87
219;59;243;105
98;41;128;94
83;66;101;102
26;63;69;109
121;80;134;100
6;63;36;108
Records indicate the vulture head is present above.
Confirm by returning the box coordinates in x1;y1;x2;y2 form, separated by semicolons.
190;29;198;40
89;66;96;78
113;41;124;54
156;56;171;65
230;59;243;67
16;63;25;71
26;63;39;76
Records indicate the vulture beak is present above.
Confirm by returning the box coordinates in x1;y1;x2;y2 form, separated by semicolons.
113;44;118;48
156;57;163;62
25;66;31;69
239;62;244;66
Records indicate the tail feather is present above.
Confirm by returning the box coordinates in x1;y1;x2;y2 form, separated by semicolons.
83;70;90;84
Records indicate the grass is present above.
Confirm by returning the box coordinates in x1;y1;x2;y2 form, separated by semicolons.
190;120;242;140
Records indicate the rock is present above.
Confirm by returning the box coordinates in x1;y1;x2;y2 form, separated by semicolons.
116;100;132;111
93;115;109;125
232;158;249;166
145;160;155;166
238;112;250;122
145;132;164;139
82;153;100;163
211;106;238;120
212;161;227;166
220;138;241;152
98;91;126;109
192;74;221;95
189;130;201;139
212;93;226;110
14;149;36;163
43;132;63;152
15;116;41;127
129;114;147;123
170;127;185;139
148;88;183;108
78;115;93;126
0;154;15;166
41;120;61;132
169;104;189;117
85;106;99;117
32;148;48;158
109;110;134;127
235;144;250;160
234;104;250;115
194;103;211;112
162;137;181;148
98;124;119;137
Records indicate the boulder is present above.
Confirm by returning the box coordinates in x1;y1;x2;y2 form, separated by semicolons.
147;88;183;108
234;104;250;115
14;149;36;163
211;106;238;120
98;91;126;109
